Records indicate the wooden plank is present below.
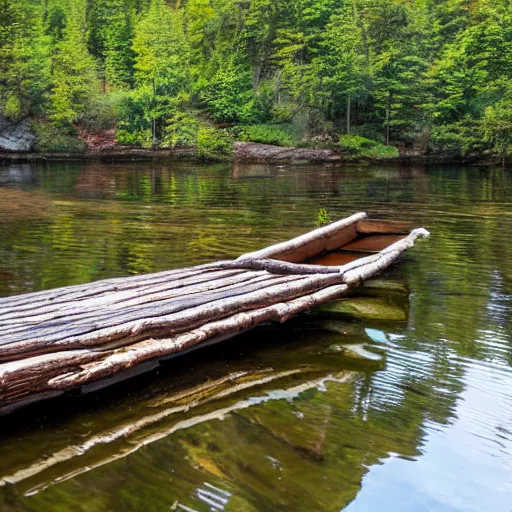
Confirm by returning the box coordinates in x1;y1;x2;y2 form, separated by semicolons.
356;220;411;235
307;252;363;266
240;212;366;262
342;235;406;253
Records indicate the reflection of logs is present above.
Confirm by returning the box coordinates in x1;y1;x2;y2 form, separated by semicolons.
0;213;429;413
0;367;354;496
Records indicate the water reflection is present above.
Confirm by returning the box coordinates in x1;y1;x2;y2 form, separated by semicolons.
0;310;393;510
0;164;35;186
0;161;511;511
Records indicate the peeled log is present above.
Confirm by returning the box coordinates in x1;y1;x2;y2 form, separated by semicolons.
0;213;429;413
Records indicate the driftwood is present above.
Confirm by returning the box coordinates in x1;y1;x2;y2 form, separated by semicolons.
0;212;429;413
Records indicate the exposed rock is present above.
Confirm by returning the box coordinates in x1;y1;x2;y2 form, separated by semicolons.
0;146;197;162
234;141;343;163
0;117;35;152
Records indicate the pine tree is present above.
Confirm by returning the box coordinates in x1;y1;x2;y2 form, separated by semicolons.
483;83;512;164
314;0;369;132
130;0;192;142
88;0;135;89
365;0;430;144
0;0;51;119
50;0;99;126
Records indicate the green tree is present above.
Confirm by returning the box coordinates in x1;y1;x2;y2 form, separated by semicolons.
50;0;99;126
313;0;369;133
483;84;512;164
364;0;430;144
0;0;51;119
87;0;135;89
128;0;192;144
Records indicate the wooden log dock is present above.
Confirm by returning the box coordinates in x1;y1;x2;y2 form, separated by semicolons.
0;212;429;414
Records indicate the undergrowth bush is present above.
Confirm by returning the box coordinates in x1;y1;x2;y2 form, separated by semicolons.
32;121;86;153
162;111;200;148
429;118;485;157
196;125;233;159
339;135;399;158
116;128;152;147
237;124;300;147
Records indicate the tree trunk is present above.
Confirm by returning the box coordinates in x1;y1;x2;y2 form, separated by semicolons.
347;95;351;135
385;93;391;145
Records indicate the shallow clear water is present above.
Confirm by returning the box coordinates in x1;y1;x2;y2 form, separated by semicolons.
0;161;511;511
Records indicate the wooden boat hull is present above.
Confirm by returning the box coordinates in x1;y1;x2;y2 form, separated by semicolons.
0;212;429;413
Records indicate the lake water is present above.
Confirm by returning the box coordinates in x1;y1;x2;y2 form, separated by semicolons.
0;161;511;511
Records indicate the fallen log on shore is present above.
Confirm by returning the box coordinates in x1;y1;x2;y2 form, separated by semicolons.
233;141;343;163
0;212;429;413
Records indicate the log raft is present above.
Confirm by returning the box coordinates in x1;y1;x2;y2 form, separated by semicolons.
0;212;429;414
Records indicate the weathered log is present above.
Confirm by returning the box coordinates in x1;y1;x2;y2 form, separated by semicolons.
0;213;429;412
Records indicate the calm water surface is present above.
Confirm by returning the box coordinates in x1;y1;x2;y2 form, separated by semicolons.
0;161;511;511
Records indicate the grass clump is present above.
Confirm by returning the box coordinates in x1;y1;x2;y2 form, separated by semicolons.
339;135;399;159
237;124;300;147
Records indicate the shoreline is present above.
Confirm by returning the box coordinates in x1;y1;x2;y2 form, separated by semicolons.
0;142;500;167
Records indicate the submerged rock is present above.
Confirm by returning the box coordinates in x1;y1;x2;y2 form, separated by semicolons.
323;342;383;362
313;297;407;321
360;279;408;297
325;344;344;353
0;116;35;152
226;496;259;512
314;320;352;336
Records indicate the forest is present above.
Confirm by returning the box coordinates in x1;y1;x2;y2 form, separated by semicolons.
1;0;512;160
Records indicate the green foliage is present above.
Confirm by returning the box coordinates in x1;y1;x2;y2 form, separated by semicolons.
129;0;192;144
316;208;330;226
2;0;512;161
50;0;99;126
116;128;152;147
339;135;399;159
429;116;485;157
87;0;135;88
482;86;512;162
198;62;257;123
31;121;86;152
162;111;200;148
83;92;125;131
196;125;233;159
237;124;300;147
0;0;51;119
